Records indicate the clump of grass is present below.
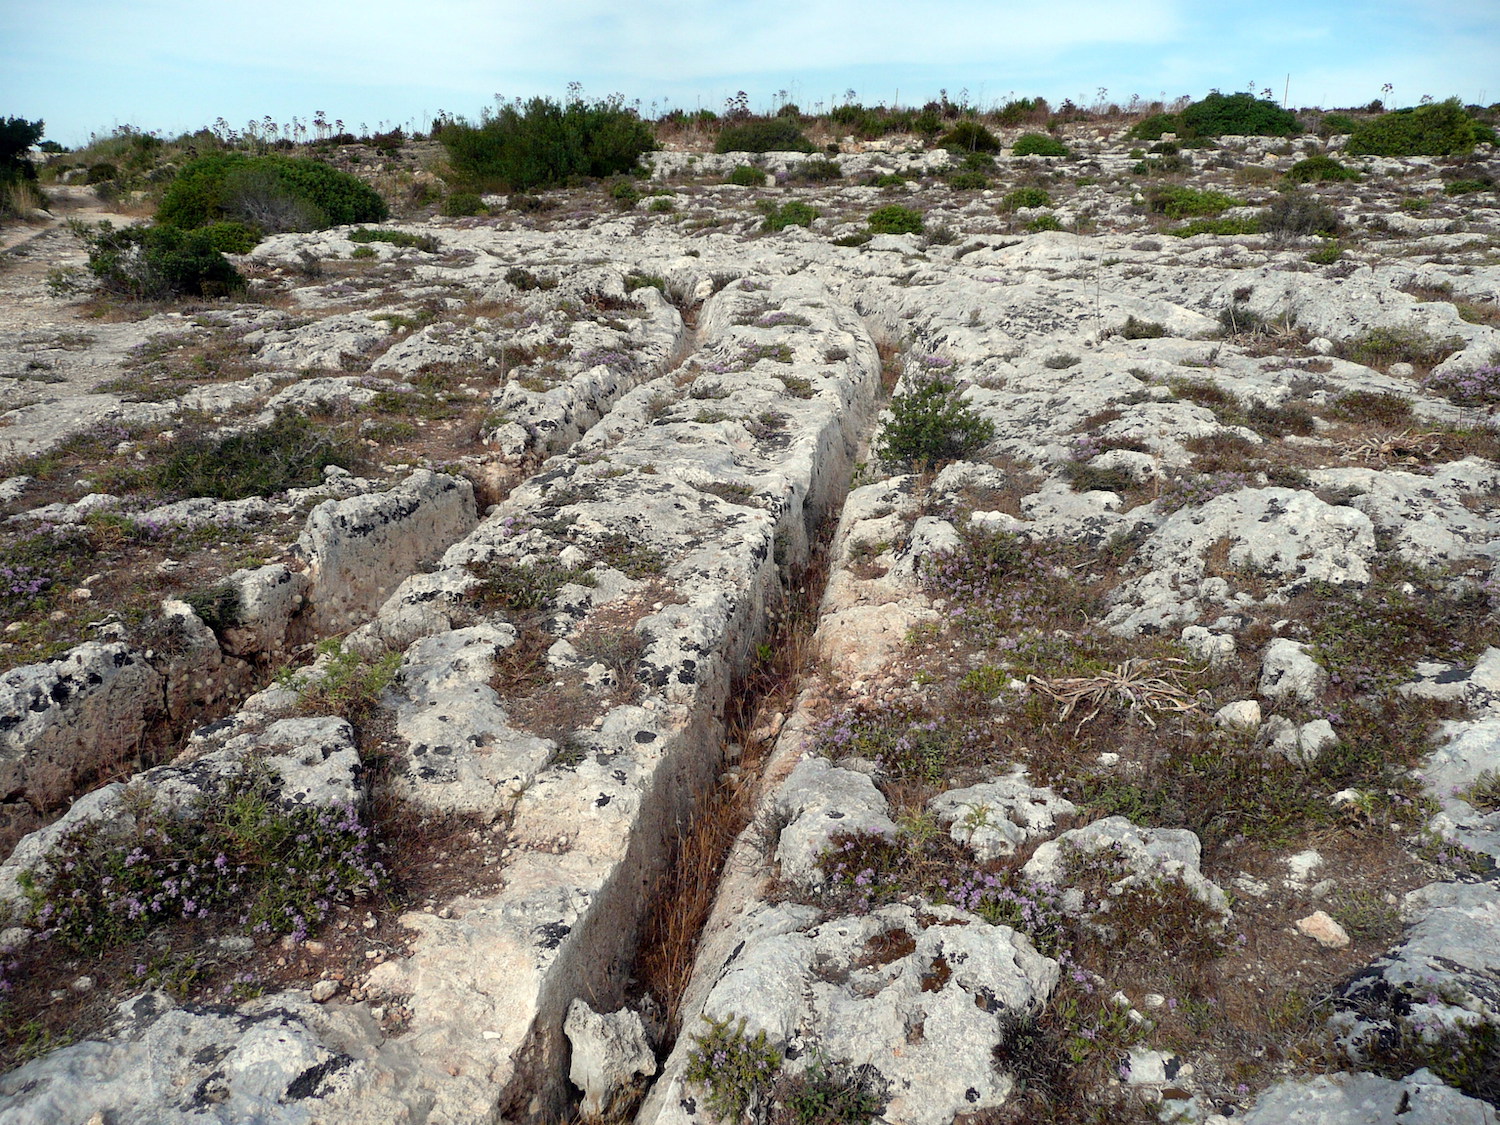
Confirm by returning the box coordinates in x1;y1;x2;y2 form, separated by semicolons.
759;199;818;232
1000;186;1051;211
347;227;439;252
1116;316;1167;339
867;204;924;235
1334;325;1463;372
1148;186;1243;218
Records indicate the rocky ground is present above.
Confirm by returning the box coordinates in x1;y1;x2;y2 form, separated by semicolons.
0;126;1499;1124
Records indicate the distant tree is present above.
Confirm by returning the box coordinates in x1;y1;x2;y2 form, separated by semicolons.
0;116;45;182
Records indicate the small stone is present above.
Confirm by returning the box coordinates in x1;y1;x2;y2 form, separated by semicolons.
303;940;326;955
311;979;340;1002
1286;849;1323;887
71;975;95;992
363;913;377;929
3;622;21;634
1296;910;1350;948
71;588;93;600
1215;700;1262;730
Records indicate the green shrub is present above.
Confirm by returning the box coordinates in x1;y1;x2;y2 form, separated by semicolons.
1012;133;1069;157
876;371;995;468
1129;113;1180;141
149;412;357;499
868;204;924;235
1307;240;1344;264
1334;325;1463;370
1347;99;1488;156
200;221;262;254
714;117;815;154
1444;179;1491;195
1027;213;1064;232
1319;113;1357;136
1000;186;1051;211
1286;154;1358;183
939;120;1001;153
1168;217;1262;237
946;170;990;190
0;116;44;185
1148;185;1242;217
438;95;655;190
789;157;842;182
85;162;118;184
348;227;439;251
759;199;818;232
73;220;244;300
1118;315;1167;339
1179;91;1300;137
727;163;765;186
1261;191;1339;239
441;191;485;216
157;153;387;232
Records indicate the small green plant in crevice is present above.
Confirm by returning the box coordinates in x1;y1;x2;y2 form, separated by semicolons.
874;370;994;469
469;557;596;612
867;204;923;235
1116;315;1167;339
295;641;403;727
1286;154;1358;183
1334;324;1463;373
347;227;440;252
727;163;765;186
684;1014;784;1120
759;199;819;232
182;583;242;636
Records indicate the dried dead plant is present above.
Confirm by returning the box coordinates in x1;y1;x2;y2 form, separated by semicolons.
1026;657;1209;732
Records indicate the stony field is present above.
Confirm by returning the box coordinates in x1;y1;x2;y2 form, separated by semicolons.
1;124;1499;1124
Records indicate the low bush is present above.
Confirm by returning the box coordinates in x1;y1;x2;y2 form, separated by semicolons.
84;162;117;185
1000;186;1051;211
1334;325;1463;371
939;121;1001;153
157;153;387;232
1148;185;1242;217
0;116;43;187
1286;155;1358;183
726;163;765;186
1168;217;1262;237
200;221;261;254
867;204;924;235
758;199;818;232
789;158;841;183
149;411;357;499
1179;91;1300;137
1261;191;1339;239
713;117;815;154
441;191;485;216
1117;315;1167;339
1028;213;1064;232
438;95;655;190
1012;133;1069;157
946;170;990;190
1347;99;1490;156
348;227;439;251
73;220;244;300
1318;112;1357;136
1129;113;1180;140
876;371;995;468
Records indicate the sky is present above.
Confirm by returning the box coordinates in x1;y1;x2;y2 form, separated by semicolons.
3;0;1497;148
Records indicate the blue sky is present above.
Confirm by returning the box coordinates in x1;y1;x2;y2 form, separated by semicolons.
4;0;1497;147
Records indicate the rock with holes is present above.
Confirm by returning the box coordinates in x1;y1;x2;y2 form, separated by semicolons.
773;755;898;887
645;903;1058;1125
1103;488;1375;635
155;598;255;726
1240;1068;1498;1124
218;563;311;658
296;469;477;635
1022;815;1229;917
1337;880;1500;1060
564;999;657;1121
0;990;409;1125
1260;638;1328;703
928;769;1076;861
0;642;163;813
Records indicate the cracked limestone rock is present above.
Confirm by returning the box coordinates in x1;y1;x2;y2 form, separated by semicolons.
564;1000;656;1122
1260;638;1328;703
774;755;897;887
928;769;1076;861
1241;1069;1497;1124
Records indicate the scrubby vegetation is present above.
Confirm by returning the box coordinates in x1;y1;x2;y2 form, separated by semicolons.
713;117;815;154
72;220;246;299
437;95;655;190
1347;98;1497;156
156;153;387;232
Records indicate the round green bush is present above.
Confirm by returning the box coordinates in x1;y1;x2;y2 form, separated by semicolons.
938;121;1001;153
1129;113;1180;141
714;118;816;154
1000;186;1051;211
947;171;990;190
157;153;388;232
85;162;118;184
1179;92;1300;138
1011;133;1070;157
727;164;765;187
1286;155;1357;183
1347;99;1489;156
868;205;924;235
876;372;995;468
1318;113;1357;136
75;221;245;300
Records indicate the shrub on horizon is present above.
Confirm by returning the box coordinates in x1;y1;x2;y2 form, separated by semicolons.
713;117;816;154
1347;99;1493;156
1179;91;1300;138
438;95;655;191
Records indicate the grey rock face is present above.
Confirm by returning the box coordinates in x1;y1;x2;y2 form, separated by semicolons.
1241;1069;1498;1124
773;755;897;886
0;642;163;811
563;999;657;1121
928;770;1076;861
1260;638;1328;703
